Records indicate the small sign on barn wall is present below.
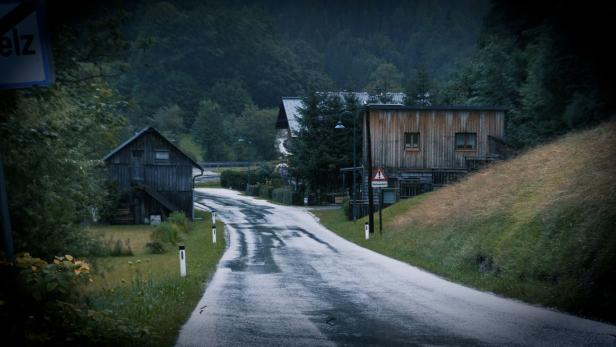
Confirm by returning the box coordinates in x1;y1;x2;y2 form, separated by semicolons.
150;215;161;225
1;1;54;89
371;168;388;188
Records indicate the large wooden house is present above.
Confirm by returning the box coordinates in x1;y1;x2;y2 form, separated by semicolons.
103;127;203;224
361;104;507;201
275;92;406;156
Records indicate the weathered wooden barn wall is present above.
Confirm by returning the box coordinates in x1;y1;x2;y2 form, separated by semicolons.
105;128;198;223
364;108;505;170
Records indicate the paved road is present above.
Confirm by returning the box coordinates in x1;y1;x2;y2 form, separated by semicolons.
177;189;616;346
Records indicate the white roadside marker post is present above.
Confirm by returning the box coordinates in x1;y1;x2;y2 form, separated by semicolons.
364;222;369;240
211;211;216;225
212;225;217;244
179;245;187;277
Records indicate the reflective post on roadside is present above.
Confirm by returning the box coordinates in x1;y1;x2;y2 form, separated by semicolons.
179;245;186;277
211;211;216;225
364;222;369;240
212;225;217;244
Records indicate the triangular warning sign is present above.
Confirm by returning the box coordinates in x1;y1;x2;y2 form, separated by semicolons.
374;168;385;180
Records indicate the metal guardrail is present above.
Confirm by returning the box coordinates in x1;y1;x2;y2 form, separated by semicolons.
199;161;266;168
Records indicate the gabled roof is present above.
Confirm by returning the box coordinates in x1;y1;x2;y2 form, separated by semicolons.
276;97;303;134
102;127;204;170
276;92;407;136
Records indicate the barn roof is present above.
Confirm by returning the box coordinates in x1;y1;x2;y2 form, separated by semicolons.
276;92;407;136
102;127;204;170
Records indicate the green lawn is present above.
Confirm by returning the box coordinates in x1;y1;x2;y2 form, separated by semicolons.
87;210;225;346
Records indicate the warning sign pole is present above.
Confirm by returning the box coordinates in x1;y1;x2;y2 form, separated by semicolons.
365;106;375;234
379;188;383;234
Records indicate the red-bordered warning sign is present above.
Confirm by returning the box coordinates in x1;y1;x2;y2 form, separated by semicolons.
371;168;387;188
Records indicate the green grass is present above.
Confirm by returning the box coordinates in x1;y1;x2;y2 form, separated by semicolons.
87;210;225;346
316;121;616;323
195;180;222;188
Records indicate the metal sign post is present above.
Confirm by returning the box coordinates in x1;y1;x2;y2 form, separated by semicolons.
0;159;15;262
371;167;387;235
379;189;383;234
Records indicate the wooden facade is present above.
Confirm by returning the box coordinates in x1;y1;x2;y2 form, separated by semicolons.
361;105;506;201
103;127;203;224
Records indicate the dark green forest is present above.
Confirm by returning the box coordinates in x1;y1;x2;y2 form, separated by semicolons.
1;0;615;258
112;0;489;161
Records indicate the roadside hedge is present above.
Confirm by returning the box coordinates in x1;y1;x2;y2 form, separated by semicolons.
259;184;273;199
246;184;259;196
272;188;293;205
220;170;248;190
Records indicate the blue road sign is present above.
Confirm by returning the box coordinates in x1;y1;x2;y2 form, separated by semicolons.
1;0;54;89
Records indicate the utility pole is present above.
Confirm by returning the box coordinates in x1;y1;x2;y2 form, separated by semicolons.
365;106;374;234
352;109;357;221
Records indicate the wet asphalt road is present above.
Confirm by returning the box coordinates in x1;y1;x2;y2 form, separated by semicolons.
177;189;616;346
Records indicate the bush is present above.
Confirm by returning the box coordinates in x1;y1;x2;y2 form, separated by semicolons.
168;211;191;234
110;238;134;256
342;197;352;220
0;253;149;345
151;222;180;245
270;177;285;188
149;212;192;253
145;241;166;254
220;170;248;190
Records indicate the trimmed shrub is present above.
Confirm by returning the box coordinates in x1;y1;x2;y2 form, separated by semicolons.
220;170;248;190
246;184;259;196
258;184;273;199
272;188;293;205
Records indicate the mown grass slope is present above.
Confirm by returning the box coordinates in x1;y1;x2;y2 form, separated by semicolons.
316;121;616;323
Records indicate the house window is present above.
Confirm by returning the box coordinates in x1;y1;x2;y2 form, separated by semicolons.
455;132;477;150
404;132;420;150
155;150;170;161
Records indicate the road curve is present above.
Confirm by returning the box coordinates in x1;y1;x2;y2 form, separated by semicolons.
177;188;616;346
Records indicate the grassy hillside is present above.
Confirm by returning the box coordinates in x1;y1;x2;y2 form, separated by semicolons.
316;121;616;322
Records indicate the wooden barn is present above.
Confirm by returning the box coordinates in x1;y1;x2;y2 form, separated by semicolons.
360;104;507;203
103;127;203;224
